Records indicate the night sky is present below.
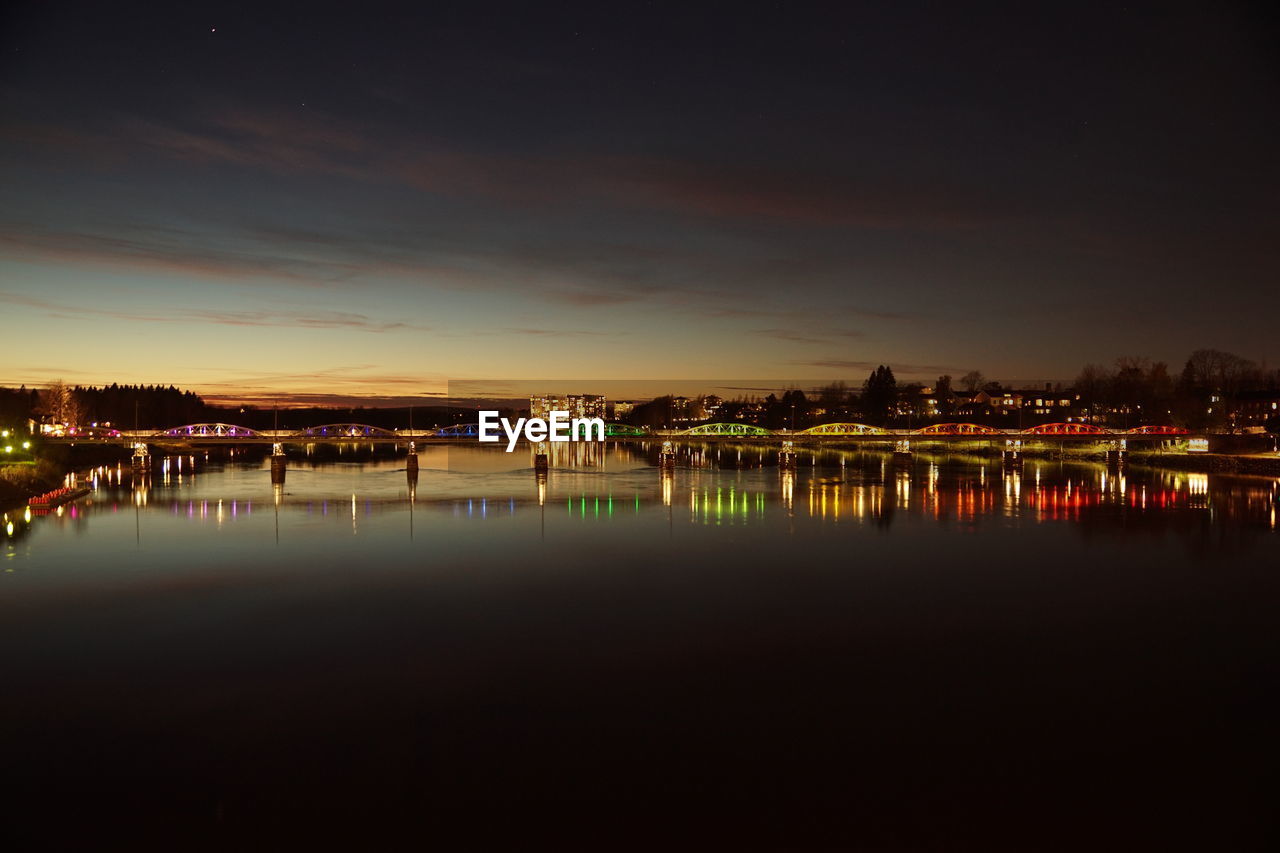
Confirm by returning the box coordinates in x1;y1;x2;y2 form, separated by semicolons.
2;2;1276;404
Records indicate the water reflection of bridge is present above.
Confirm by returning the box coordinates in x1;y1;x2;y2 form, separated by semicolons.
12;456;1277;546
82;464;1280;530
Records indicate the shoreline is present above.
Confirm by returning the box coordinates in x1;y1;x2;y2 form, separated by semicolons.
0;444;129;510
1124;451;1280;476
0;467;63;509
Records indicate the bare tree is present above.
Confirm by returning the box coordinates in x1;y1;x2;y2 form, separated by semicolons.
37;380;84;428
1181;349;1256;397
817;381;848;409
960;371;985;393
1074;364;1112;419
933;374;955;415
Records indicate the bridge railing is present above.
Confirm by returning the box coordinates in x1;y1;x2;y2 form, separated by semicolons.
84;423;1209;442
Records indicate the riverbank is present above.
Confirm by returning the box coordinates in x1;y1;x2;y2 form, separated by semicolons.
0;463;64;507
1001;446;1280;475
907;438;1279;475
1;443;130;508
1127;451;1280;476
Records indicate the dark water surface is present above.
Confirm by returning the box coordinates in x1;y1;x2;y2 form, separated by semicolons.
3;444;1278;848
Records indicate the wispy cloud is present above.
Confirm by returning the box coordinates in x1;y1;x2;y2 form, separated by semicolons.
183;309;421;331
500;327;611;337
749;329;829;345
10;108;1017;232
179;364;453;407
543;289;647;307
199;391;450;408
0;292;423;332
749;328;867;345
1;110;967;329
792;358;961;376
843;309;920;322
0;221;368;286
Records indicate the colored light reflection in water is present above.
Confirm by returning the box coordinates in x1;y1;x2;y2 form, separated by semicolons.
3;443;1279;849
4;448;1279;551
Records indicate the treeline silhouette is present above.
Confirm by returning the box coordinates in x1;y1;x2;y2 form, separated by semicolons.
0;384;462;431
620;349;1280;430
2;347;1276;433
0;383;214;429
79;384;210;428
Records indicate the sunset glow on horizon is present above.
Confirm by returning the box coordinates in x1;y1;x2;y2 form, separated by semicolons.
2;4;1276;405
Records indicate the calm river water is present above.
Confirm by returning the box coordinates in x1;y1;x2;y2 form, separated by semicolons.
3;443;1278;848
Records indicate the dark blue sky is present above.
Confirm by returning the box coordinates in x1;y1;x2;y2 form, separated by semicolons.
2;1;1276;403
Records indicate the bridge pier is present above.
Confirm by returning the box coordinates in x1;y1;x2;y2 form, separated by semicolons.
406;441;419;477
778;440;797;470
659;441;676;470
1003;439;1023;468
131;442;151;472
1105;438;1127;467
893;438;912;460
535;468;548;506
271;442;287;485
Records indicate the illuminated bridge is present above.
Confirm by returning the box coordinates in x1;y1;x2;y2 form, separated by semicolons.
42;420;1215;483
660;421;1199;442
44;421;1203;446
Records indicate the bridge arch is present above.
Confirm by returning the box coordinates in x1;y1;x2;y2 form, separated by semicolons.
154;423;260;438
604;423;648;437
70;426;122;438
1022;422;1108;435
1125;425;1189;435
435;423;481;437
798;423;887;436
913;423;1005;436
679;423;773;436
298;424;398;438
